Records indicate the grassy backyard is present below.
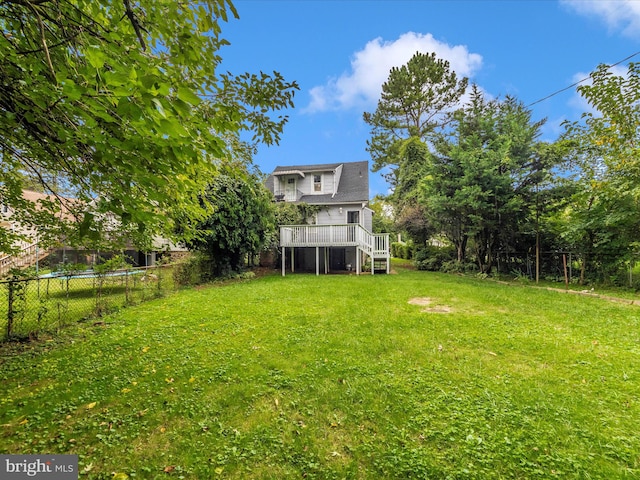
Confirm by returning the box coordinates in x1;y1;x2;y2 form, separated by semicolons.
1;262;639;479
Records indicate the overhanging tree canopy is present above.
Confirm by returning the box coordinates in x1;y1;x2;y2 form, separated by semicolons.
0;0;298;253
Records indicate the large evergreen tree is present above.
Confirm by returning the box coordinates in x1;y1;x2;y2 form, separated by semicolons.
363;52;467;246
424;87;547;273
363;51;468;183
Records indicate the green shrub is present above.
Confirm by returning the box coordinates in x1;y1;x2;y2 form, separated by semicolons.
173;252;211;286
172;253;257;286
391;241;414;260
60;262;88;276
440;259;477;274
93;255;126;275
414;245;456;271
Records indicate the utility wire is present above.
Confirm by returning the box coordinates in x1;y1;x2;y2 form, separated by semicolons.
526;50;640;108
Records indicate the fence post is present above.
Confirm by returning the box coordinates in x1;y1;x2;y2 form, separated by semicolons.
125;269;130;304
7;279;14;338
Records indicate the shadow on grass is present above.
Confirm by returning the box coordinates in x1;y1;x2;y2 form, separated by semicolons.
46;286;132;300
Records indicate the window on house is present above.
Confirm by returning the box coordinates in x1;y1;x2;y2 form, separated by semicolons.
313;174;322;192
347;211;359;224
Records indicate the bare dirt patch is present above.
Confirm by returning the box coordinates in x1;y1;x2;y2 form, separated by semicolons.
408;297;453;313
408;297;432;306
425;305;453;313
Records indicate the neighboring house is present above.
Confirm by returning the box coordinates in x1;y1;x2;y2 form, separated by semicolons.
265;161;390;275
0;190;69;277
1;190;186;277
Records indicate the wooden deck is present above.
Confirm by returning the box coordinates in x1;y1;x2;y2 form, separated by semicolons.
280;224;390;275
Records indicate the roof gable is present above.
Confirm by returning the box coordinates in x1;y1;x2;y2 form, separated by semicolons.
266;161;369;204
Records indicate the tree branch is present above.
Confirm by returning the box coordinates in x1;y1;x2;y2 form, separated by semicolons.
17;30;80;55
2;0;51;5
24;1;56;79
122;0;147;51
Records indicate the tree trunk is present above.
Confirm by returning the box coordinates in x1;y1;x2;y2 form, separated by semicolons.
455;235;468;263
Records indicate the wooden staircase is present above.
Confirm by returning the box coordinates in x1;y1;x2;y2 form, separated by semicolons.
0;243;51;278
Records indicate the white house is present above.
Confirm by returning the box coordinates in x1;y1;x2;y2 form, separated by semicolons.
265;161;390;275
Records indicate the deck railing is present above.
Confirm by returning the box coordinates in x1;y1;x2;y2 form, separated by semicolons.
0;242;50;277
280;224;389;257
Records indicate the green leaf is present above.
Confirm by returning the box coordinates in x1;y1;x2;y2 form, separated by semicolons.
84;46;106;69
177;87;202;106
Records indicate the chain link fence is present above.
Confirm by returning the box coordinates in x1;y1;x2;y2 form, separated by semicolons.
495;251;640;287
0;265;176;342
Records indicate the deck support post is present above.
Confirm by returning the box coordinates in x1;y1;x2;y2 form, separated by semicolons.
291;247;294;273
316;247;319;276
281;247;285;276
324;248;329;274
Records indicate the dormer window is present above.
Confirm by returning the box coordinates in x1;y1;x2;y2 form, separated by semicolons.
313;174;322;192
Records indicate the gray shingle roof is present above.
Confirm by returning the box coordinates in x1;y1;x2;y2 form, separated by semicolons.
266;161;369;204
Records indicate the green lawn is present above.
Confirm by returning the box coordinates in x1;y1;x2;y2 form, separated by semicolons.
1;263;639;479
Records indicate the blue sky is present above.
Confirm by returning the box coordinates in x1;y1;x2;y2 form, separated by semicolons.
219;0;640;197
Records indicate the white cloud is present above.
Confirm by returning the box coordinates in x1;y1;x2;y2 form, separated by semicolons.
561;0;640;37
305;32;482;113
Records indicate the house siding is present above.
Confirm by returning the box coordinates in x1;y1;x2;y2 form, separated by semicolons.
267;160;390;275
314;204;372;228
302;171;335;196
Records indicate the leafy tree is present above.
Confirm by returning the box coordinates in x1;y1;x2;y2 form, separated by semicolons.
561;63;640;283
549;179;640;284
567;63;640;185
0;0;298;254
188;167;276;277
369;196;395;234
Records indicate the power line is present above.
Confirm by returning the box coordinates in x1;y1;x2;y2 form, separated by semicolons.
526;50;640;108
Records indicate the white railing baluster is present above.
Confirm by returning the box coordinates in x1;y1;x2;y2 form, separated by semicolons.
279;224;389;268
